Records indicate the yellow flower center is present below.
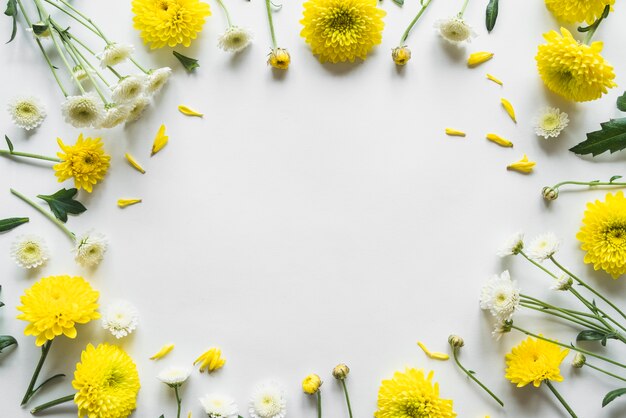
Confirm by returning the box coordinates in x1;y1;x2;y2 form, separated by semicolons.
541;114;560;130
17;103;36;116
603;223;626;248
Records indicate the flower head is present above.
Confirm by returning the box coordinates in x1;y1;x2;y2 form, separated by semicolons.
73;65;91;82
99;43;135;68
10;235;49;269
158;366;191;387
302;374;322;394
249;382;286;418
267;48;291;70
551;274;573;291
545;0;614;24
132;0;211;48
54;135;110;193
374;368;456;418
111;76;147;103
527;232;560;262
17;275;100;346
102;300;139;339
542;186;559;201
505;336;569;387
61;93;105;128
572;353;586;368
200;393;239;418
194;347;226;372
146;67;172;95
218;26;253;53
480;270;520;322
491;320;512;341
534;107;569;139
536;28;616;102
7;96;46;130
99;103;132;128
448;335;465;349
300;0;386;63
392;46;411;66
73;343;140;418
577;191;626;278
497;232;524;257
126;96;151;123
435;17;476;45
332;364;350;380
74;231;108;267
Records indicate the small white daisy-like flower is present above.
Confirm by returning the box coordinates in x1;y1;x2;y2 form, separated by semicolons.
101;300;139;338
496;231;524;257
74;230;108;267
98;103;132;128
125;96;151;123
10;235;49;269
111;75;147;103
72;65;91;83
61;92;105;128
533;107;569;139
145;67;172;96
200;393;239;418
480;270;520;322
249;382;286;418
7;96;47;130
218;26;253;53
527;232;560;262
491;320;512;341
551;274;573;291
99;43;134;68
435;17;476;45
158;366;191;387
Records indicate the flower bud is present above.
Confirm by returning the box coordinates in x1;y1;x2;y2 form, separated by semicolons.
572;353;586;368
302;374;322;394
332;363;350;380
392;46;411;66
542;186;559;201
448;335;465;349
268;48;291;70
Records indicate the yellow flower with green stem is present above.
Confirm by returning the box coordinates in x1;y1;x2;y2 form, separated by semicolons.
265;0;290;69
391;0;434;66
303;374;323;418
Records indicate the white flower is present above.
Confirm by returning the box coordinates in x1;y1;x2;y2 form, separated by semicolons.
111;75;147;103
125;96;150;123
158;366;191;387
218;26;253;53
101;300;139;338
551;274;573;291
74;231;108;267
435;17;476;45
7;96;47;130
527;232;560;262
98;103;132;128
249;382;286;418
10;235;49;269
533;107;569;139
72;65;92;83
491;320;512;341
61;92;105;128
146;67;172;96
200;393;239;418
99;43;134;68
496;231;524;257
480;270;520;322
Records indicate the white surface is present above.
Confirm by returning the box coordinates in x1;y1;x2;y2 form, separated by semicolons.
1;0;626;417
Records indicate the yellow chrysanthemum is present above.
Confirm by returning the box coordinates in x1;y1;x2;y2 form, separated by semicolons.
300;0;386;63
536;27;616;102
505;336;569;388
17;275;100;346
577;191;626;279
54;134;111;193
73;344;141;418
545;0;614;24
374;368;456;418
132;0;211;49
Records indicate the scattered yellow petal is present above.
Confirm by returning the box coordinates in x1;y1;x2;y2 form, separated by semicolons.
151;124;169;156
486;133;513;147
188;413;192;418
178;105;203;117
507;154;535;174
445;128;466;137
486;73;503;85
117;198;142;208
467;51;494;67
417;341;450;361
194;347;226;373
149;343;174;360
124;152;146;174
500;98;517;123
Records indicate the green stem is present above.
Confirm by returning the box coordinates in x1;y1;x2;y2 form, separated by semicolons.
552;180;626;190
21;341;53;405
30;394;74;414
215;0;233;27
42;0;101;38
520;251;559;279
265;0;277;49
568;287;622;333
67;40;111;87
47;19;86;94
545;381;578;418
174;386;182;418
65;32;123;80
129;57;149;74
458;0;470;17
582;5;610;45
520;302;608;332
521;295;600;320
317;391;322;418
452;347;504;407
56;0;110;41
585;361;626;383
0;149;60;162
340;380;353;418
10;189;76;241
399;0;433;45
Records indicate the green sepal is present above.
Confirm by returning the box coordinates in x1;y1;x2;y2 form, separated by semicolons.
5;135;14;152
173;51;199;72
0;335;17;353
0;217;29;232
603;388;626;407
4;0;17;43
610;175;623;183
618;92;626;112
37;188;87;223
569;118;626;156
485;0;499;32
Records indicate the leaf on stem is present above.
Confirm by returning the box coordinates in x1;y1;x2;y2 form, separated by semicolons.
485;0;499;32
603;388;626;407
570;118;626;156
392;0;404;5
5;135;14;152
0;335;17;353
37;188;87;223
4;0;17;43
0;217;29;232
173;51;199;72
618;92;626;112
610;175;623;183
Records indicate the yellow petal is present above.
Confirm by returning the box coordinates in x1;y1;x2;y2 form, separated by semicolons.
125;152;146;174
486;73;503;85
117;198;142;208
150;343;174;360
486;133;513;147
467;52;494;67
501;98;517;123
417;341;450;360
445;128;466;137
178;105;203;117
151;124;169;156
507;154;536;174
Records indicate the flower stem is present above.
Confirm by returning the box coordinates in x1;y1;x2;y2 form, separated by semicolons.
451;347;504;407
174;386;182;418
340;380;353;418
582;5;610;45
399;0;433;45
65;32;123;80
519;251;559;279
215;0;233;27
551;180;626;193
520;302;608;332
47;19;86;94
458;0;470;18
317;391;322;418
21;340;53;405
0;149;60;162
585;361;626;383
545;381;578;418
42;0;101;38
265;0;278;49
11;189;76;241
30;394;74;414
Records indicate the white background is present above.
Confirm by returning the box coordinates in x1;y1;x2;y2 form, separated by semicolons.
1;0;626;417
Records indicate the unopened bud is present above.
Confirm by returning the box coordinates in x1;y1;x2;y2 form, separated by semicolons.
448;335;465;349
332;364;350;380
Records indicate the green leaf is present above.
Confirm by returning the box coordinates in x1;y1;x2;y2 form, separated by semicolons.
610;175;623;183
392;0;404;5
485;0;499;32
0;335;17;353
603;388;626;407
570;118;626;156
5;135;13;152
4;0;17;43
618;92;626;112
0;217;28;232
37;188;86;223
173;51;199;72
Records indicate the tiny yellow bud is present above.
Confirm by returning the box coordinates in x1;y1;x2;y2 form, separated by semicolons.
194;347;226;373
151;124;169;156
117;198;142;208
268;48;291;70
486;73;503;85
124;152;146;174
445;128;466;137
178;105;203;117
150;343;175;360
332;364;350;380
392;46;411;66
507;154;536;174
467;51;494;67
500;98;517;123
486;133;513;147
417;341;450;360
302;374;323;394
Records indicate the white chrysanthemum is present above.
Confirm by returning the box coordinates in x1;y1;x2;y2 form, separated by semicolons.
99;43;134;68
74;231;108;267
480;270;520;322
491;320;512;341
497;231;524;257
125;96;150;123
98;103;132;128
158;366;191;387
101;300;139;338
72;65;91;82
111;75;147;103
249;382;286;418
146;67;172;96
551;274;573;291
200;393;239;418
10;235;49;269
218;26;253;53
533;107;569;139
7;96;47;130
435;17;476;45
527;232;560;262
61;92;105;128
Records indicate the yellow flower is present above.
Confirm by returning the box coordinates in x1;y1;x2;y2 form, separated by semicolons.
194;347;225;372
73;343;140;418
536;27;616;102
302;374;322;394
577;191;626;278
268;48;291;70
545;0;614;24
507;154;536;174
505;336;569;387
132;0;211;49
54;134;111;193
300;0;386;63
17;275;100;346
374;368;456;418
392;46;411;66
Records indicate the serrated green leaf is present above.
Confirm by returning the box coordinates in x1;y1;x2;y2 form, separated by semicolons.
0;335;17;353
603;388;626;407
0;217;28;232
618;92;626;112
5;135;13;152
570;118;626;156
37;188;86;223
485;0;499;32
173;51;199;72
610;175;623;183
4;0;17;43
